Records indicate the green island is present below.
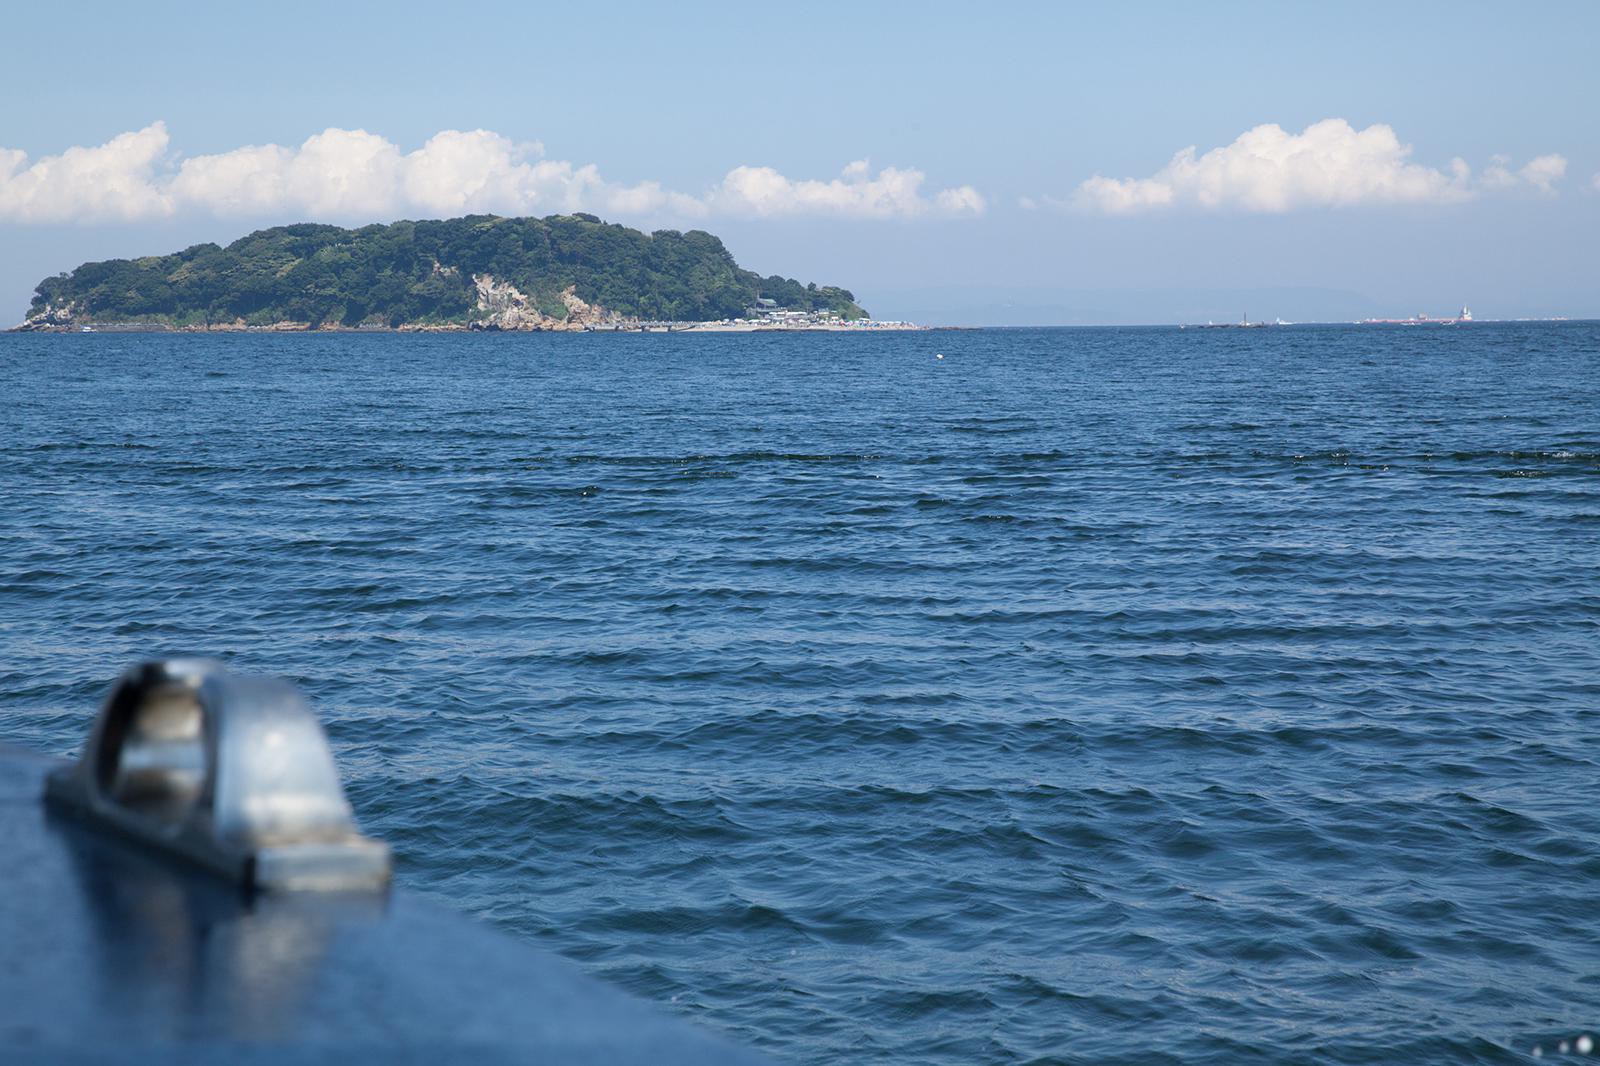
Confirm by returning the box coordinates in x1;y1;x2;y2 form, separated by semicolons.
17;214;871;332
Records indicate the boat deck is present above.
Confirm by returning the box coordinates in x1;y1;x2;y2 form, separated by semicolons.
0;746;770;1064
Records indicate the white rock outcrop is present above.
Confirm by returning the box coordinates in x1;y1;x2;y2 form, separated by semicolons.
469;275;628;331
17;301;78;331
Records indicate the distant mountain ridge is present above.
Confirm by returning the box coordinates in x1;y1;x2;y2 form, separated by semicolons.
17;214;868;331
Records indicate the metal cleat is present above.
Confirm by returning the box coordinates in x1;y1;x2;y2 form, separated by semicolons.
45;658;390;891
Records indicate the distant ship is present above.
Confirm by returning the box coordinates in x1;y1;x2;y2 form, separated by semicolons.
1196;313;1270;329
1358;305;1473;326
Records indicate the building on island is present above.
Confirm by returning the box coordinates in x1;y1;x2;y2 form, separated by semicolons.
743;297;843;325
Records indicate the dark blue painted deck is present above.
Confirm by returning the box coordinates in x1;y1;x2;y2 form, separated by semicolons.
0;746;771;1064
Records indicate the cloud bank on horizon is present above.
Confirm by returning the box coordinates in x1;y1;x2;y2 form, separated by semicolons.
0;123;987;225
0;118;1579;228
1063;119;1567;215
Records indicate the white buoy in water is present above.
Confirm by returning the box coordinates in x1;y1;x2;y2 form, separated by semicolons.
935;353;945;360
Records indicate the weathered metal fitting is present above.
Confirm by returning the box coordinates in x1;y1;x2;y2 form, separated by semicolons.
45;658;390;892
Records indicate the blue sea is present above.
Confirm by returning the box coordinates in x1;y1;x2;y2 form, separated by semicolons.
2;324;1597;1064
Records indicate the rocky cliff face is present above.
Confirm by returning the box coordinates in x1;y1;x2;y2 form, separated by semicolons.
469;275;629;332
470;275;552;330
17;302;78;331
557;286;626;330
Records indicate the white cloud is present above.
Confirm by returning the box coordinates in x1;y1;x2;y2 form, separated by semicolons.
934;184;987;216
709;160;984;219
1525;154;1567;192
0;124;979;224
1068;119;1567;215
169;127;709;220
0;123;175;222
1481;152;1566;194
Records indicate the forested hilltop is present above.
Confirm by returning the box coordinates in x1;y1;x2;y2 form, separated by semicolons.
19;214;868;330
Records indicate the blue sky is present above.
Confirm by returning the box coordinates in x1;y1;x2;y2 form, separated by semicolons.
3;0;1596;324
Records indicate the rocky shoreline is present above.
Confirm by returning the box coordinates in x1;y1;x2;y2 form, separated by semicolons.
12;277;630;334
12;320;930;334
13;273;923;333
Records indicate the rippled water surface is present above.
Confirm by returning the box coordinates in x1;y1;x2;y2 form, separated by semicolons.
3;325;1598;1063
